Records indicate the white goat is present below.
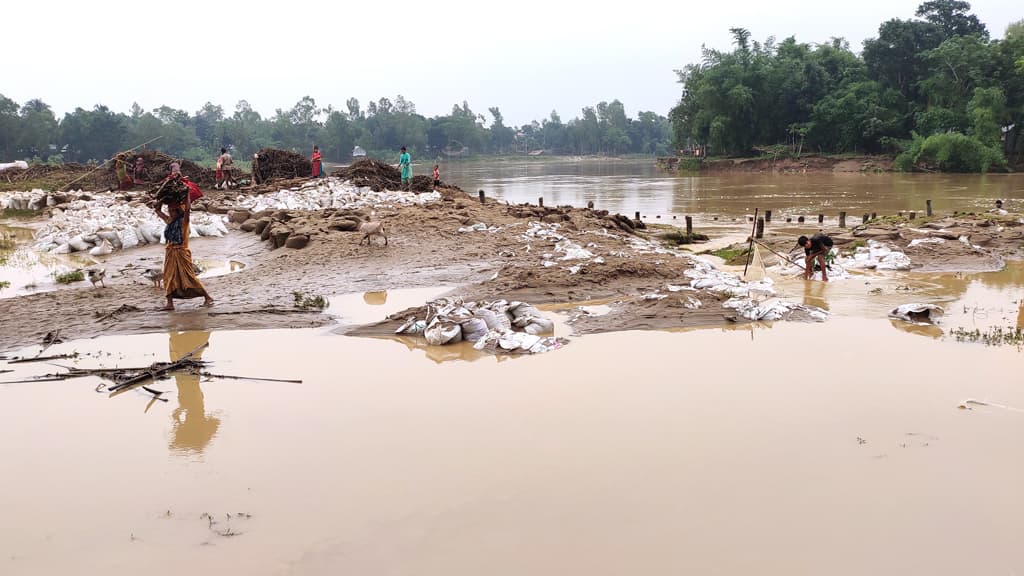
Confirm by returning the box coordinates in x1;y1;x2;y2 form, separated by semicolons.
358;220;387;246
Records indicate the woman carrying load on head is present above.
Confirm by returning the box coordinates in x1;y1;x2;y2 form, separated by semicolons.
311;145;323;178
153;174;214;311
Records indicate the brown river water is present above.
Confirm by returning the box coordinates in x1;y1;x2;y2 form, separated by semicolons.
2;163;1023;575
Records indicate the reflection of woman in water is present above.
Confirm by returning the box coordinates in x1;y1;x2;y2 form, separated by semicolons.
168;331;220;455
362;291;388;305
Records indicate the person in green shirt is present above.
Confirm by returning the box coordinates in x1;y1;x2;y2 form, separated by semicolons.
398;146;411;190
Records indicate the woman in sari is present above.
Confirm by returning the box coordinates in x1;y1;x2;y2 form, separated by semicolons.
311;145;323;178
154;175;214;311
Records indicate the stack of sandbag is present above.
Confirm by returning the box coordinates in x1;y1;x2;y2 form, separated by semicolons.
32;191;229;254
394;297;564;354
233;177;440;213
0;189;50;211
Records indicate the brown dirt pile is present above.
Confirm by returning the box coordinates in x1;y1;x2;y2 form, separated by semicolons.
253;148;312;184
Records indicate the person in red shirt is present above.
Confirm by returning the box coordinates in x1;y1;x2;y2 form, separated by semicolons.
432;164;440;189
311;145;323;178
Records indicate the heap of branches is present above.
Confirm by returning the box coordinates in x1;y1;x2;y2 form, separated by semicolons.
330;158;402;191
127;150;214;186
253;148;312;184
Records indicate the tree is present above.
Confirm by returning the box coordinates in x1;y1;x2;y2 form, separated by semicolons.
18;99;58;159
915;0;988;39
0;93;19;159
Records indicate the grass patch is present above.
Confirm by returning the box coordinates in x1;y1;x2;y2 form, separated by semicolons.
0;280;9;291
293;291;329;310
54;270;85;284
950;326;1024;348
676;158;702;173
0;208;40;220
658;231;710;246
710;247;750;263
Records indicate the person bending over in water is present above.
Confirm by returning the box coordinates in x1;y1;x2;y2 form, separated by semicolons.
797;233;833;282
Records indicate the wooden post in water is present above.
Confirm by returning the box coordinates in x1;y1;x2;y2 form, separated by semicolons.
685;216;693;236
818;214;824;224
909;211;916;220
839;211;847;228
635;211;641;221
478;190;485;204
926;199;932;216
587;200;594;209
755;217;765;239
538;197;544;207
798;216;805;223
871;212;877;220
765;210;772;223
862;214;869;224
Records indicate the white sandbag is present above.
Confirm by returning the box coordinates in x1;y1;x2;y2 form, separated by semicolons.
509;302;554;333
194;223;223;237
53;243;70;254
475;308;512;332
523;320;554;335
68;235;92;252
97;230;122;249
889;303;943;324
459;318;489;342
118;227;139;249
89;239;113;256
425;321;463;346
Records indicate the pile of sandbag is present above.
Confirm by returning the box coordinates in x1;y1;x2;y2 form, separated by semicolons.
723;297;828;322
840;240;912;271
889;303;943;324
0;189;51;211
685;259;778;297
233;177;440;213
394;297;565;354
32;192;228;254
0;160;29;172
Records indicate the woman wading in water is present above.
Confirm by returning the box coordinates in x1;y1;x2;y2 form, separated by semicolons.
154;171;214;311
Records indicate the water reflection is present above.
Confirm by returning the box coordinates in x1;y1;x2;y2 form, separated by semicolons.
802;281;829;312
363;291;388;305
888;319;944;339
168;330;220;456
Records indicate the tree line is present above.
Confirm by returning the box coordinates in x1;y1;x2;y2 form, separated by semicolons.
670;0;1024;171
0;93;672;166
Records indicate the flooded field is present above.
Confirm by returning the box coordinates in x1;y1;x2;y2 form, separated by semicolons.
2;163;1023;575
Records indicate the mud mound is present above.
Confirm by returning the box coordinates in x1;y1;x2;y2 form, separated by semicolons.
253;148;312;184
1;163;107;191
331;159;402;191
409;175;436;193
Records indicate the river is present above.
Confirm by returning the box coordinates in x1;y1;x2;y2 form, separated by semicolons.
2;161;1023;575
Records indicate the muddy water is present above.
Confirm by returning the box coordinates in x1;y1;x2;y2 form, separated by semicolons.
2;270;1024;576
444;158;1024;222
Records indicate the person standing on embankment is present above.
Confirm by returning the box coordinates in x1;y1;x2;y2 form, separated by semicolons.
399;146;411;190
311;145;323;178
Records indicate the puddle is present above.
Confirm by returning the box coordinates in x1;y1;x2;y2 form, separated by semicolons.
0;223;98;298
2;318;1024;575
325;286;455;326
196;259;246;279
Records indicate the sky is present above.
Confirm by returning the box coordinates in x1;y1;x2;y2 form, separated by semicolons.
2;0;1019;127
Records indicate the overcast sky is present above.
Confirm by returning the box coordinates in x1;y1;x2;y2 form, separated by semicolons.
3;0;1019;126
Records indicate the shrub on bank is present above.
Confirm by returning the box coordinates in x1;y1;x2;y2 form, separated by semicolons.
895;132;1007;173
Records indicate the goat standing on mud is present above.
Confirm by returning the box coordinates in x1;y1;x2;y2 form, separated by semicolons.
358;220;387;246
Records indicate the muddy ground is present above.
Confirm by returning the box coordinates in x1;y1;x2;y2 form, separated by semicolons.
1;182;1021;352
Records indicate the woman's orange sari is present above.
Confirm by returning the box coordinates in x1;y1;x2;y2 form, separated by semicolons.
163;202;209;300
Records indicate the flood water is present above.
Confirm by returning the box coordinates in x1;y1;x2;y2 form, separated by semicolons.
444;157;1024;223
3;162;1024;575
